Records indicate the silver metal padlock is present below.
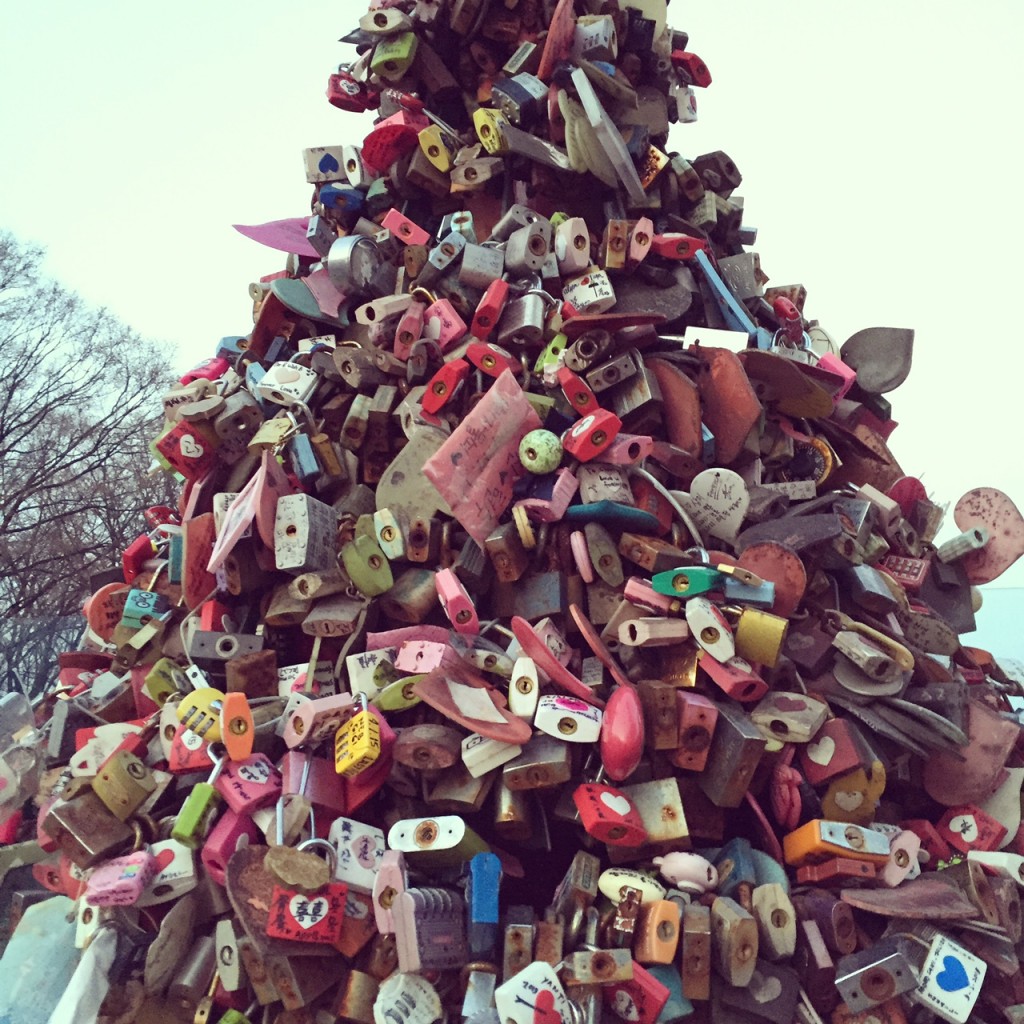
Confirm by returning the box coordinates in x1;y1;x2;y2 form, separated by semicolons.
834;936;918;1012
504;220;553;276
417;231;467;289
497;291;547;346
459;243;505;290
489;203;542;242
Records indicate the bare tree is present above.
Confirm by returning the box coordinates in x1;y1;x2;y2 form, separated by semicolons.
0;231;175;689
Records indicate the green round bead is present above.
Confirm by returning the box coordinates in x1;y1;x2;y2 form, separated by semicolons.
519;429;563;474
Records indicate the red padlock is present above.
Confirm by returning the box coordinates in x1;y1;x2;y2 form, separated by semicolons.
670;51;712;88
266;880;349;945
326;69;379;113
421;358;470;413
936;805;1007;854
561;409;622;461
470;278;510;339
179;357;230;385
772;297;804;344
650;233;707;260
557;366;599;416
466;341;519;378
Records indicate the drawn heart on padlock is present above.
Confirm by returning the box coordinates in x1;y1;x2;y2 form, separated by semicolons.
806;736;835;766
533;989;562;1024
936;955;970;992
749;970;783;1004
948;815;978;843
601;792;632;817
678;468;749;541
179;434;204;459
152;848;176;875
832;790;864;812
317;153;339;174
288;893;328;929
772;696;807;713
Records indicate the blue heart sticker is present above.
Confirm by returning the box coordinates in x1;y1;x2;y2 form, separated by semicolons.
318;153;340;174
936;955;969;992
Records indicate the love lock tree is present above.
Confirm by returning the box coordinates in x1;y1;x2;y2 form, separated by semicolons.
0;231;174;694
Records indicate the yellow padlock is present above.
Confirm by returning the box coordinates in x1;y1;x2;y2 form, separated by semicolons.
247;416;295;454
472;108;509;155
176;686;226;741
334;696;381;777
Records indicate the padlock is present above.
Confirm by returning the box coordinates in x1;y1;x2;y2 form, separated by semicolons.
171;742;227;848
214;753;282;815
369;31;419;81
562;265;616;314
334;694;382;777
562;409;622;462
92;749;157;821
496;290;548;347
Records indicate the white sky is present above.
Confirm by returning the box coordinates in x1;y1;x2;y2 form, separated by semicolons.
1;1;1022;644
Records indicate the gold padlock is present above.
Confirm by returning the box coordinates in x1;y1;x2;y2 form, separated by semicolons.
726;606;789;667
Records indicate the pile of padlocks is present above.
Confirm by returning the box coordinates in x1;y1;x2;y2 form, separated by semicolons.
4;1;1024;1023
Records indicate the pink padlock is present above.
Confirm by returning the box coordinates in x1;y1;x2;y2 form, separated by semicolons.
85;849;157;907
394;300;426;360
179;357;230;385
282;693;355;750
513;468;579;523
424;298;468;352
435;568;480;635
394;639;449;673
214;753;283;814
202;807;262;887
372;849;407;934
380;207;430;247
817;352;857;399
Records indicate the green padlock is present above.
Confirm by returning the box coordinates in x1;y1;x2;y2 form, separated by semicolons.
144;657;183;706
369;31;418;82
533;332;568;375
651;565;723;598
171;744;225;848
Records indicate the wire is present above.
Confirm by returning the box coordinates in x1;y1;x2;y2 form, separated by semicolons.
630;465;705;548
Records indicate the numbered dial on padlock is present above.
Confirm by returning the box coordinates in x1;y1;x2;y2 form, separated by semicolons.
334;698;382;777
177;687;226;741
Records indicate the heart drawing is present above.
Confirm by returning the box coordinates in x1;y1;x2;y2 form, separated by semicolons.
289;893;328;930
318;152;340;174
179;434;204;459
152;848;176;875
936;955;969;992
600;791;632;817
806;735;835;766
749;970;783;1004
533;989;562;1024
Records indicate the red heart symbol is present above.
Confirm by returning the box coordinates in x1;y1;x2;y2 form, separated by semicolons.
773;696;807;712
152;848;175;874
534;989;561;1024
